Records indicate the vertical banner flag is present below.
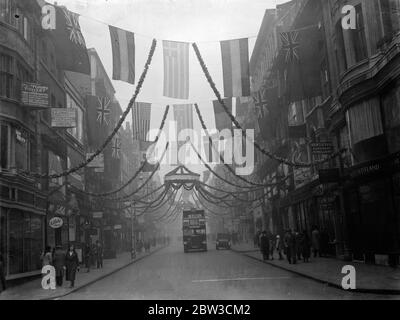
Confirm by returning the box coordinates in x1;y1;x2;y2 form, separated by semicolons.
86;95;111;148
213;98;233;132
163;41;189;99
288;101;307;139
132;102;151;141
220;38;250;97
279;25;323;103
173;104;194;139
173;104;194;163
109;26;135;84
52;6;90;74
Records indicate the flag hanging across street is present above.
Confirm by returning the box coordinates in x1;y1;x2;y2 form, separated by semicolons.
213;98;233;132
111;135;121;159
278;25;323;103
132;102;152;141
52;5;90;74
173;104;194;138
86;95;109;148
220;38;251;97
109;26;135;84
163;41;189;99
287;101;307;139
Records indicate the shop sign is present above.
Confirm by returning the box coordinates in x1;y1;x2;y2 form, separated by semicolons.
51;108;77;128
21;82;49;109
311;143;334;155
49;217;63;229
319;196;336;211
114;225;122;230
92;211;103;219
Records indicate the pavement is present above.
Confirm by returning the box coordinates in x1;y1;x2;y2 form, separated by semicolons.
0;245;165;300
231;242;400;295
51;243;397;299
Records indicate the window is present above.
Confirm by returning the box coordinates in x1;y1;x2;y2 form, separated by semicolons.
335;21;347;74
382;85;400;153
0;124;9;169
0;53;14;98
0;0;17;26
350;4;368;63
15;128;29;171
379;0;400;37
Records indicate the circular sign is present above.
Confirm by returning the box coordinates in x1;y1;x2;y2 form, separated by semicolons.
49;217;63;229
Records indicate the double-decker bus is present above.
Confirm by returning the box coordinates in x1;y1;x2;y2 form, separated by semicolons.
182;209;207;253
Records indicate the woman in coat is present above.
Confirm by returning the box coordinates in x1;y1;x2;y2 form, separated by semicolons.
301;230;311;262
65;244;80;288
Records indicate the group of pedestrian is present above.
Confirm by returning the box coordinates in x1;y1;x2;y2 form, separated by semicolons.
84;241;104;272
258;226;329;265
41;244;79;288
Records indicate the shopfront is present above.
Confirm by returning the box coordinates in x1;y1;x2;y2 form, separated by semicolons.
344;151;400;265
0;207;45;279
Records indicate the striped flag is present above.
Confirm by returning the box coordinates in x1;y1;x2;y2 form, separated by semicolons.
173;104;194;137
109;26;135;84
220;38;250;97
213;98;233;132
132;102;151;141
163;41;189;99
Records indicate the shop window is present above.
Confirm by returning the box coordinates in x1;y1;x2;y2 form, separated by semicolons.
0;124;9;169
0;53;14;99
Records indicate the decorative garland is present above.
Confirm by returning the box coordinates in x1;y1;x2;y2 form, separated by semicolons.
192;42;346;169
28;39;157;179
192;192;231;218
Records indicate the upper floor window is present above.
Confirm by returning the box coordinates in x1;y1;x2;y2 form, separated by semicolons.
350;4;368;63
0;53;14;99
335;20;347;74
0;0;16;27
0;123;9;169
379;0;400;38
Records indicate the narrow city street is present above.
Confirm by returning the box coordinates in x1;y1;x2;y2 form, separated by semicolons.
59;242;394;300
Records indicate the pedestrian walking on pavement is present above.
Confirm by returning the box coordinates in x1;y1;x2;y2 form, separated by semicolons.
53;245;66;287
95;240;103;268
295;231;302;261
84;244;92;272
0;252;6;293
284;229;292;264
254;230;261;248
65;244;80;288
301;230;311;263
320;228;330;257
311;226;320;258
275;235;284;260
269;232;276;260
259;231;269;261
40;246;53;267
290;230;298;264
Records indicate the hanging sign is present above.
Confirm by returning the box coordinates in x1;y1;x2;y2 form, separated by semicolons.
21;82;49;109
49;217;63;229
311;143;334;155
51;108;77;128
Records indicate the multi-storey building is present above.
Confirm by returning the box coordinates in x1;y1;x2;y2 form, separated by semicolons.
251;0;400;265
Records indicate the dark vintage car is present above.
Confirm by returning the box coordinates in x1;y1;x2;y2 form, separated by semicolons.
216;233;231;250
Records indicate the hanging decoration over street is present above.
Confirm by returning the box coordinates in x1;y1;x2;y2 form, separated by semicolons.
132;102;152;142
220;38;251;98
163;41;190;99
109;26;136;84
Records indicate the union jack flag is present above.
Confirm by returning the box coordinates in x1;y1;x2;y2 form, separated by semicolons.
112;136;121;159
280;31;300;63
253;89;269;119
61;8;87;48
97;97;111;126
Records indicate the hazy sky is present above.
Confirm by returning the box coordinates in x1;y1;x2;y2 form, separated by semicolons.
51;0;287;175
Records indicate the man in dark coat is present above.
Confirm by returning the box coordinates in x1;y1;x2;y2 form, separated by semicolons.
53;245;66;287
259;231;269;261
65;245;79;288
0;252;6;292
